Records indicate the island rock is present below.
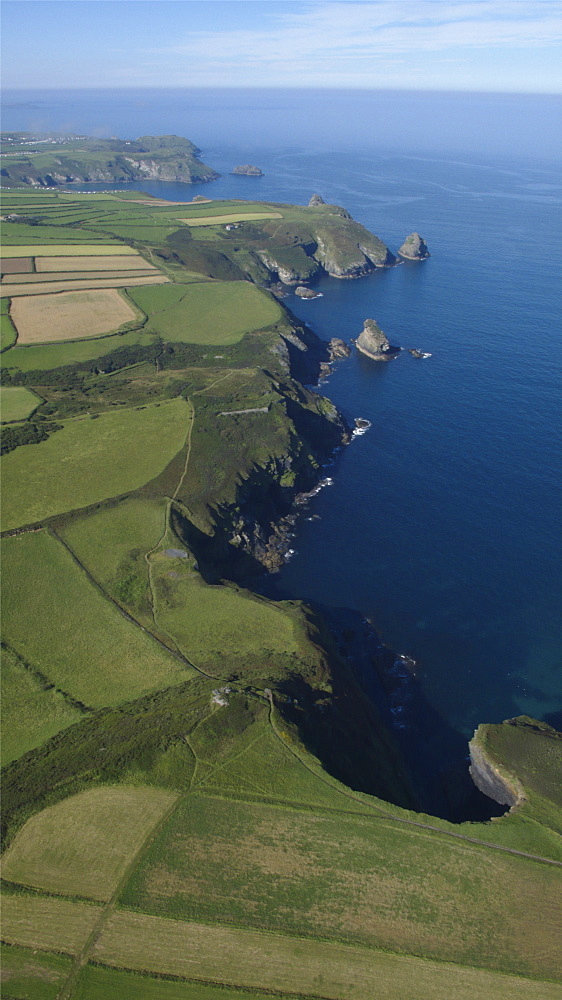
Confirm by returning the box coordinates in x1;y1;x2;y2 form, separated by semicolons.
398;232;430;260
328;338;351;359
232;164;264;176
356;319;400;361
308;194;325;207
295;286;321;299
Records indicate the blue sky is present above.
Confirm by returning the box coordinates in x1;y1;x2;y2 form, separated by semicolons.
2;1;561;93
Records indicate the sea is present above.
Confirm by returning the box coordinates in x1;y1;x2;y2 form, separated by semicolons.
3;88;561;818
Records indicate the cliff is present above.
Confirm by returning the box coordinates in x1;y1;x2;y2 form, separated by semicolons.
398;232;430;260
0;132;219;187
356;318;400;361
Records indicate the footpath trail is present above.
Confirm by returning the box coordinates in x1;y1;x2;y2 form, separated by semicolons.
264;692;562;869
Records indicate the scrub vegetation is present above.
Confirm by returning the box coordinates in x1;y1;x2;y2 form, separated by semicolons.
2;176;561;1000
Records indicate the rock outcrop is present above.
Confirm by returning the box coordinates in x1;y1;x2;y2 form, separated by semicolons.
308;194;325;207
469;733;525;809
398;233;430;260
327;338;351;359
295;286;321;299
355;319;400;361
232;165;264;176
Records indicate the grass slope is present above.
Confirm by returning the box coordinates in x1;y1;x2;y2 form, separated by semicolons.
0;398;189;530
0;645;84;766
0;386;41;422
1;531;191;707
0;943;73;1000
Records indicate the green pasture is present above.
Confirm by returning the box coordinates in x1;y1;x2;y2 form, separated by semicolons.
0;397;189;531
0;645;84;766
1;297;18;350
149;551;299;673
128;281;282;345
122;789;562;980
178;212;282;227
1;226;119;246
1;531;191;707
0;385;40;422
2;328;155;373
0;943;73;1000
75;964;306;1000
2;786;177;901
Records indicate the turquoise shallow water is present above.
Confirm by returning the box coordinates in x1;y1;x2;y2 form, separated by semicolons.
3;89;561;810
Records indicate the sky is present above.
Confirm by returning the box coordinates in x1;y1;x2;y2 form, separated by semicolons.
1;0;561;93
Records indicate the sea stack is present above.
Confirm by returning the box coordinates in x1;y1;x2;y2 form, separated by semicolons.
398;233;430;260
232;164;264;176
356;319;400;361
308;194;325;207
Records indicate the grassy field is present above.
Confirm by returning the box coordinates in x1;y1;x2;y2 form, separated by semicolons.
1;531;191;707
0;944;72;1000
1;297;18;351
3;269;158;285
74;964;293;1000
0;894;101;956
2;328;156;373
128;281;282;345
2;786;177;901
2;244;138;256
61;497;167;614
2;274;169;299
0;385;41;421
150;552;300;672
0;398;189;531
93;909;562;1000
178;212;283;226
9;288;140;343
0;645;84;766
121;790;562;980
36;254;156;271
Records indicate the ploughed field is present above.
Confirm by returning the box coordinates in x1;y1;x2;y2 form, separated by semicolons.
1;184;561;1000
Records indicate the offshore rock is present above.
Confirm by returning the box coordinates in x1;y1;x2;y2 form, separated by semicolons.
398;232;430;260
327;338;351;360
309;194;325;207
232;164;264;176
295;286;321;299
355;319;400;361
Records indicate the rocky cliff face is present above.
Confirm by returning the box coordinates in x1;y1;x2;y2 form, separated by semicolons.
398;233;430;260
356;319;400;361
469;734;525;809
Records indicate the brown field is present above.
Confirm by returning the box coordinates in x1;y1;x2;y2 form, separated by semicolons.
94;910;562;1000
177;212;283;226
2;274;168;299
36;255;157;272
3;270;158;285
10;288;140;343
1;258;33;274
1;787;178;902
0;895;101;956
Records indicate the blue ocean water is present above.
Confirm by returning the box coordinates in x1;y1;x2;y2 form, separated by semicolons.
3;89;561;795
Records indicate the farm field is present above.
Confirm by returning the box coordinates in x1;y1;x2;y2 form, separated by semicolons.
0;894;102;956
4;268;159;284
36;254;156;271
2;786;178;901
2;274;168;299
129;281;282;345
1;296;18;350
0;385;40;421
1;244;138;256
0;644;84;766
120;791;562;980
0;944;73;1000
1;257;33;273
0;397;190;530
1;531;191;707
2;327;157;372
93;909;562;1000
8;288;140;343
178;212;283;226
74;964;289;1000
